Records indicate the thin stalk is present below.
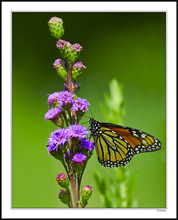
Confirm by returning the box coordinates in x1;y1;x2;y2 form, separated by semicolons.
62;111;69;127
70;174;78;208
67;63;76;124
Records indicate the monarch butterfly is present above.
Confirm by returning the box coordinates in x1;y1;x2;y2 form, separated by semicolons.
89;118;162;168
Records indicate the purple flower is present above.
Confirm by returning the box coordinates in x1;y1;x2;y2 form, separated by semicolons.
79;139;95;152
73;61;86;69
71;97;90;113
56;173;67;181
53;59;65;69
51;128;68;146
47;92;61;107
72;153;86;164
71;43;83;52
45;107;62;122
67;125;89;140
47;138;59;153
48;91;74;108
56;40;71;50
57;91;75;107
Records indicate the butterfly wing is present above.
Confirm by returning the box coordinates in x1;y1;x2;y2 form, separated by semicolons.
94;127;135;167
92;121;162;168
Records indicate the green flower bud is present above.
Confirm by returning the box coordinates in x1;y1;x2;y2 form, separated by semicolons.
58;189;70;206
68;43;83;64
48;17;64;39
53;59;67;79
56;173;69;189
81;185;93;201
72;61;86;80
56;41;83;64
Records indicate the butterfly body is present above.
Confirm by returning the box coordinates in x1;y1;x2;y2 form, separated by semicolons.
89;118;162;168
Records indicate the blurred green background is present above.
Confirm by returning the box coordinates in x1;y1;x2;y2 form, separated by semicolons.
12;12;166;208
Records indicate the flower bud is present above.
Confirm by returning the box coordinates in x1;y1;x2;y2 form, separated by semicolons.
56;173;69;189
53;59;67;79
81;185;93;201
56;40;72;60
48;17;64;39
58;189;70;206
72;61;86;80
68;43;83;64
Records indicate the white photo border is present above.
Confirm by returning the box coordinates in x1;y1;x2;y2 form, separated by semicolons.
2;1;177;219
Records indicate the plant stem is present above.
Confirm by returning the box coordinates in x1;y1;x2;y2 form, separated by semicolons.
62;111;69;127
67;63;76;124
70;174;78;208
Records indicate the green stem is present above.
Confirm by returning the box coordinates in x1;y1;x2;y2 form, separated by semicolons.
70;174;78;208
67;63;76;124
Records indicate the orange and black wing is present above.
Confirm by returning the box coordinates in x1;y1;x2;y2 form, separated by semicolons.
93;123;162;168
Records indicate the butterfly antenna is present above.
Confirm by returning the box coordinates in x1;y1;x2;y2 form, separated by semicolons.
88;106;94;118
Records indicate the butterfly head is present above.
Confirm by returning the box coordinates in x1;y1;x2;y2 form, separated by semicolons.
89;118;101;136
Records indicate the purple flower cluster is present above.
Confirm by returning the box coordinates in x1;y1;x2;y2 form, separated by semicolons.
79;139;95;152
67;125;89;140
53;59;64;69
47;138;60;153
48;91;75;108
72;153;86;164
71;97;90;113
57;91;75;107
47;128;68;153
45;107;62;121
47;125;89;153
47;92;61;107
73;61;86;69
71;43;83;52
56;40;71;50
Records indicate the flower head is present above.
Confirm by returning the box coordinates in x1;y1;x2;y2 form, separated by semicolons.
73;61;86;69
79;139;95;152
56;40;71;50
53;59;67;78
50;128;68;146
45;107;62;122
72;61;86;79
57;91;75;108
47;92;61;107
47;138;59;153
48;91;74;108
53;59;65;69
72;153;86;164
71;97;90;113
67;125;89;140
71;43;83;52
